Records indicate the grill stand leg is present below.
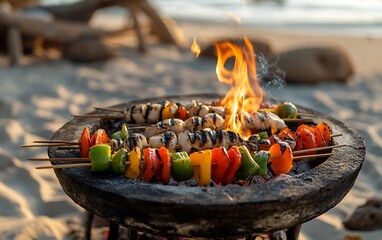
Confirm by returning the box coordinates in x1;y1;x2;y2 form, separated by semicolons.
285;224;301;240
245;224;302;240
84;211;94;240
127;228;138;240
108;221;120;240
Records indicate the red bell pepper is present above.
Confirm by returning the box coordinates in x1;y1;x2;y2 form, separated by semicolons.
90;129;110;147
222;146;242;185
296;125;317;155
177;106;189;121
211;147;231;185
143;148;161;182
157;146;171;185
315;122;332;146
78;127;90;158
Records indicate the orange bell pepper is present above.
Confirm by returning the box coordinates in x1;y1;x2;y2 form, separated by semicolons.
162;103;178;120
269;142;293;176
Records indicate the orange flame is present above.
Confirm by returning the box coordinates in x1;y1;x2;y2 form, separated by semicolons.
191;37;201;57
215;37;263;137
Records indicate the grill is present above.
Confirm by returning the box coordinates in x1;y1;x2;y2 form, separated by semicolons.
48;94;365;239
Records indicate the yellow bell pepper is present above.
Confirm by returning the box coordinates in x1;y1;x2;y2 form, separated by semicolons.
125;147;141;180
190;149;212;186
162;103;178;120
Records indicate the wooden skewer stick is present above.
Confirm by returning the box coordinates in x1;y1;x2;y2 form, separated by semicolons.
36;163;92;170
21;143;78;148
297;113;316;117
34;159;216;169
94;107;124;113
33;140;79;145
293;144;347;155
57;146;80;150
293;153;333;160
282;118;313;123
29;157;90;162
331;133;342;138
72;114;125;119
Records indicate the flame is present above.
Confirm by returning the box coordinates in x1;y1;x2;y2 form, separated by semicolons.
215;37;263;137
191;37;201;57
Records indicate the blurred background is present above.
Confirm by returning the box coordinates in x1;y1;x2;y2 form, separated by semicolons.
0;0;381;239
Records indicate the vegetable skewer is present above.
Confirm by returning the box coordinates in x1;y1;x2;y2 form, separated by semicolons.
33;143;337;187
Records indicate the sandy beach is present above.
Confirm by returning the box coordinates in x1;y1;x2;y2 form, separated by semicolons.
0;19;382;239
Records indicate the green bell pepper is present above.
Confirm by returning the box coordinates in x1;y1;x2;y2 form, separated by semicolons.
110;123;129;140
252;150;270;177
89;144;111;172
235;146;260;181
111;148;127;175
170;151;193;182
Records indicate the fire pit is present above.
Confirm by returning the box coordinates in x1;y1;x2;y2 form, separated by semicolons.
48;93;365;239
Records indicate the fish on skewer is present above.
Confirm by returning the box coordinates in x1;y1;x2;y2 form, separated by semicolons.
143;111;285;139
241;111;286;133
122;101;227;124
110;128;244;154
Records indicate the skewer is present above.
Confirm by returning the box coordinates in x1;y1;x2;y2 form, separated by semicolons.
297;113;316;117
292;153;333;160
33;140;79;144
36;163;92;170
282;118;313;123
57;146;80;150
72;114;125;119
28;144;345;162
29;157;90;162
21;143;78;148
73;113;315;124
331;133;342;138
293;144;348;155
35;152;334;170
23;131;344;149
94;107;124;113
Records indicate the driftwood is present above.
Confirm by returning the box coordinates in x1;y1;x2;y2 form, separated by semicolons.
343;198;382;231
0;0;181;65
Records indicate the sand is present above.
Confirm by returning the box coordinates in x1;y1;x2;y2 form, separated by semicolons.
0;20;381;239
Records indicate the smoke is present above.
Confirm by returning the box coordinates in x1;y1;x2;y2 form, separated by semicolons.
256;53;286;90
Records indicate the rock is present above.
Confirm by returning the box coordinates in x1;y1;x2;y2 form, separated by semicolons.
62;37;115;63
343;198;382;231
273;47;354;83
200;38;275;59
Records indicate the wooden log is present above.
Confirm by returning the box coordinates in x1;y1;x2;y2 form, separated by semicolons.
38;0;101;23
139;0;178;44
127;2;146;52
0;9;106;43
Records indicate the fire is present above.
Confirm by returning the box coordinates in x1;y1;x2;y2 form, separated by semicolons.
191;37;201;57
215;37;263;137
